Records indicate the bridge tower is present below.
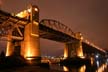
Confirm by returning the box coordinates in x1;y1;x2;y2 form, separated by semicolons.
64;32;84;58
22;5;41;64
6;5;41;64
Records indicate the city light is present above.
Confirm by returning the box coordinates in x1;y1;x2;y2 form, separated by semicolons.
27;9;31;13
96;54;99;58
96;60;99;67
16;10;29;18
34;8;38;11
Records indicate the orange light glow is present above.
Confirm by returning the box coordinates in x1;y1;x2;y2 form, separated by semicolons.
64;52;68;58
25;48;32;60
78;52;83;57
23;43;34;60
27;7;38;12
34;8;38;11
96;63;107;72
90;57;94;65
64;47;68;59
27;8;31;13
77;45;84;58
23;42;38;61
6;41;14;56
31;33;39;37
63;66;69;71
79;65;86;72
6;47;10;56
25;48;35;60
16;10;29;18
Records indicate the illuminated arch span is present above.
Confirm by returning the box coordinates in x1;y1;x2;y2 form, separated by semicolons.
40;19;75;38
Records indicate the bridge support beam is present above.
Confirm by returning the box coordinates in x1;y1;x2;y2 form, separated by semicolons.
6;32;14;56
6;35;21;56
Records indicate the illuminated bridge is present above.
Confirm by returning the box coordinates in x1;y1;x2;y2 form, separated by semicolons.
0;5;106;63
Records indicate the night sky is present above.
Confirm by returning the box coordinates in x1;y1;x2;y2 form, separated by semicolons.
0;0;108;56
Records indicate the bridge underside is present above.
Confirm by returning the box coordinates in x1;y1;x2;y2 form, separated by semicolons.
39;24;77;43
82;42;105;55
0;10;29;39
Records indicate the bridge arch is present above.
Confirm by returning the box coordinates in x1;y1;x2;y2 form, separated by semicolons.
40;19;75;38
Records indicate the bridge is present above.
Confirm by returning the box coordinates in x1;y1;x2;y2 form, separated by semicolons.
0;5;106;64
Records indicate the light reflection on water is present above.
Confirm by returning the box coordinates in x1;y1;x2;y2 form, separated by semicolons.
63;66;68;71
96;63;107;72
63;65;86;72
79;65;86;72
50;62;108;72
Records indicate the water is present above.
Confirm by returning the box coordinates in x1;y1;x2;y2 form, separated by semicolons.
50;62;108;72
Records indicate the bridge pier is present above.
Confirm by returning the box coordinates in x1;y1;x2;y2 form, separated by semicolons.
64;42;73;58
6;5;41;64
21;5;41;64
6;31;14;56
64;32;84;58
64;41;84;58
75;40;84;57
6;39;14;56
6;35;21;56
21;22;41;64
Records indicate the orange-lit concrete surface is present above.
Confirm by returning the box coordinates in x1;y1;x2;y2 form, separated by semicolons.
64;33;84;58
21;22;41;60
6;32;14;56
64;41;84;58
76;41;84;57
6;5;41;63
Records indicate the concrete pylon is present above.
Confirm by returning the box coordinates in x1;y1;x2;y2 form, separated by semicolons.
74;40;84;57
6;31;14;56
64;32;84;58
64;42;73;58
21;5;41;64
75;32;84;57
6;33;21;56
